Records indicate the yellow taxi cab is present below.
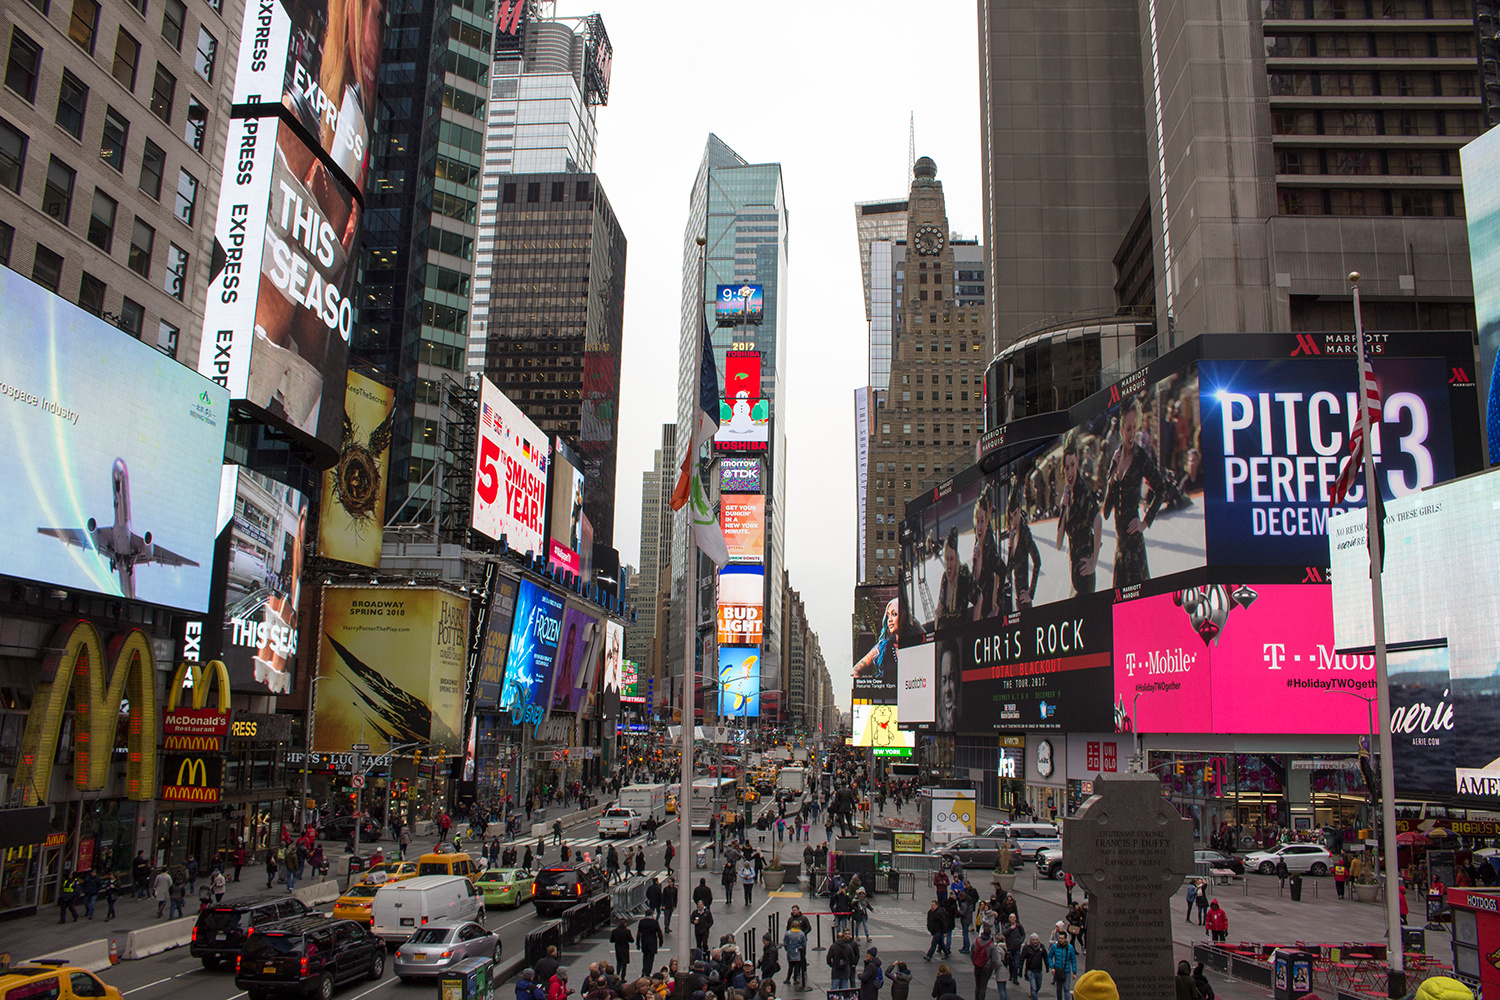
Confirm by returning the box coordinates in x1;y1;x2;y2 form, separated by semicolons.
0;959;123;1000
360;860;419;885
665;795;677;815
415;851;482;886
331;880;382;923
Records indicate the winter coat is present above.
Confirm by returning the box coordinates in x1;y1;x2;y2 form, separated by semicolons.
858;958;883;1000
1176;971;1203;1000
782;929;807;963
1205;907;1228;933
827;940;858;975
970;936;1005;975
637;917;663;953
930;972;956;999
888;965;912;1000
926;909;947;935
1046;940;1077;975
547;976;570;1000
1018;943;1047;974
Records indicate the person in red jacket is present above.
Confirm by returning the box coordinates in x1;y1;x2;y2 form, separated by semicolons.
1205;899;1229;943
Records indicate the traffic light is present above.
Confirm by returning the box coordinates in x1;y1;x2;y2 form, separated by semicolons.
1204;764;1214;783
1175;762;1184;776
413;750;422;771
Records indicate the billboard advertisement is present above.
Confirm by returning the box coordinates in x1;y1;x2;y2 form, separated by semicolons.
1330;468;1500;801
852;584;899;703
553;606;600;713
1111;585;1373;734
1;268;227;611
546;438;586;577
1461;127;1500;464
317;370;393;567
718;565;764;645
220;465;309;694
718;458;763;494
720;495;765;562
718;645;761;718
852;704;901;748
473;578;519;709
715;351;768;452
500;580;565;717
1200;357;1455;567
897;640;936;724
621;660;646;704
600;620;625;722
314;586;469;754
472;377;549;555
199;116;358;452
228;0;385;195
716;284;764;326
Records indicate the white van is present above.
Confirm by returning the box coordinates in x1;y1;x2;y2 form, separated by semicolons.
370;875;485;945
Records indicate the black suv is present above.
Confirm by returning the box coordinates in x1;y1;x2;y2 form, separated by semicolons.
193;895;311;969
531;862;606;917
317;816;382;843
235;916;385;1000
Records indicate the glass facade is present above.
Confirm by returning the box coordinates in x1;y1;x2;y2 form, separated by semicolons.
983;318;1156;427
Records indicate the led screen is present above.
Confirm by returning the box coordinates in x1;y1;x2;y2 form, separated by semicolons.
200;116;358;452
718;645;761;718
473;377;549;554
600;620;625;722
546;438;585;576
852;584;898;703
552;606;600;712
316;370;393;568
715;351;768;452
500;580;565;716
897;640;936;724
472;579;518;709
718;458;763;494
715;284;764;326
220;465;309;694
229;0;385;195
1;268;227;611
851;704;902;748
718;565;764;646
1461;127;1500;463
720;495;765;562
314;586;468;754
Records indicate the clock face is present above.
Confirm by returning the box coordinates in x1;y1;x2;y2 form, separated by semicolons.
914;225;945;256
1036;739;1054;778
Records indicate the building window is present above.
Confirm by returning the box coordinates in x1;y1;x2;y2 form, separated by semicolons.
502;182;515;203
68;0;100;53
55;70;89;139
117;296;143;338
0;117;24;192
32;244;64;291
127;0;146;13
128;217;153;276
551;181;564;202
150;64;175;123
112;29;140;90
526;182;539;203
78;271;106;315
173;168;196;223
576;181;590;201
87;188;116;250
0;222;12;266
164;242;187;299
161;0;185;49
193;26;216;81
156;319;179;357
28;0;50;14
42;157;76;224
182;95;206;150
138;138;164;198
6;29;42;102
100;107;128;171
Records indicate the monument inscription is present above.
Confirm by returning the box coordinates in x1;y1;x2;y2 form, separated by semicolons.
1063;771;1193;998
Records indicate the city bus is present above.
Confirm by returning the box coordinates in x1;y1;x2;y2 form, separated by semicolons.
689;777;737;833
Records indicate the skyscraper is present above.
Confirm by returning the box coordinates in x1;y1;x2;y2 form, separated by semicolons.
628;423;675;707
673;134;788;721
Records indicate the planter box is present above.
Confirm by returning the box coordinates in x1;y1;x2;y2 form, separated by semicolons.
993;873;1017;893
1352;882;1379;903
764;869;787;891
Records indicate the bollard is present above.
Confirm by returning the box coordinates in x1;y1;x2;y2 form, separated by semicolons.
812;913;825;952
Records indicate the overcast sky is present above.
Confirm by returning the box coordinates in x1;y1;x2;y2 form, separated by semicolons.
587;3;982;713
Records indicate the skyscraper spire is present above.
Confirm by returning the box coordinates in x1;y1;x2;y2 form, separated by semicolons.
907;112;916;189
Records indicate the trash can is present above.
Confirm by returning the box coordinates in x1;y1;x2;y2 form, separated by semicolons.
440;956;497;1000
347;854;366;874
696;848;707;869
1402;925;1426;954
1289;874;1303;901
1272;948;1315;1000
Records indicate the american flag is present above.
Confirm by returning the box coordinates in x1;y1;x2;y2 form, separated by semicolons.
1328;333;1383;504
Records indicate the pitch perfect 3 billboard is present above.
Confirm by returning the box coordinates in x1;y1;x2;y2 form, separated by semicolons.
901;331;1482;736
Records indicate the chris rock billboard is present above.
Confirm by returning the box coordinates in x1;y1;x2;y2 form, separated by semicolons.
472;377;549;556
1;269;228;611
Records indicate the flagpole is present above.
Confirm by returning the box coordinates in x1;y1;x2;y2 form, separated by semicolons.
1351;271;1405;999
677;234;707;970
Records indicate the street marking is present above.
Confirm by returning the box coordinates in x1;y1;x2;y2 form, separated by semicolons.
345;977;396;1000
768;891;802;898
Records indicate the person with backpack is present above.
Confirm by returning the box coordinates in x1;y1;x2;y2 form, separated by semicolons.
957;882;978;954
1045;930;1076;1000
828;929;859;989
858;947;883;1000
971;929;1007;1000
782;919;807;990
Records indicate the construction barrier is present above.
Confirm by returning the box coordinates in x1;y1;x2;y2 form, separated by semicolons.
293;878;341;907
122;915;197;960
32;938;112;973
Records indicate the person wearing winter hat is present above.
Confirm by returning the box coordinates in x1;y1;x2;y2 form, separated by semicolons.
1069;969;1117;1000
1414;975;1475;1000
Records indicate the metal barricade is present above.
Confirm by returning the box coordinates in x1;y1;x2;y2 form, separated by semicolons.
526;921;562;964
611;876;649;917
560;896;612;944
895;854;943;874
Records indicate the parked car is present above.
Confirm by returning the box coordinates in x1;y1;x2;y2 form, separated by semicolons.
318;817;382;844
532;862;607;917
980;822;1062;862
192;895;311;969
597;808;643;838
1195;849;1246;875
392;920;502;981
234;916;384;999
932;836;1021;869
370;875;486;946
1243;844;1335;876
0;960;123;1000
475;867;535;908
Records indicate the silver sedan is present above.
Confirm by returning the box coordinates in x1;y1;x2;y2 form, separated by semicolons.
393;920;502;980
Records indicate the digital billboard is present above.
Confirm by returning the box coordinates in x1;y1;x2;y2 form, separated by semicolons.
720;495;765;562
228;0;385;195
1111;585;1373;734
472;378;549;555
1461;127;1500;464
715;284;764;327
718;458;763;494
1;268;227;611
553;606;600;713
1330;468;1500;801
500;580;565;717
718;564;764;647
200;116;358;453
852;584;899;703
219;465;309;694
546;438;586;576
472;578;518;709
718;645;761;718
621;660;646;704
851;704;903;748
716;351;768;452
897;640;936;724
314;586;469;754
316;370;393;568
601;620;625;722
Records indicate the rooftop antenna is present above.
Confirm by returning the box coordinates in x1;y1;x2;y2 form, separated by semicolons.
907;112;915;189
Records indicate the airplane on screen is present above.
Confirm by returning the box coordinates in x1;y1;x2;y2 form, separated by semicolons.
38;457;199;599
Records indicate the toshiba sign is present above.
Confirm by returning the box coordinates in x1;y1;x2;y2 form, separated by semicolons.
718;603;763;645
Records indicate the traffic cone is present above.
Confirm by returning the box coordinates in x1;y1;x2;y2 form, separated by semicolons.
109;939;119;965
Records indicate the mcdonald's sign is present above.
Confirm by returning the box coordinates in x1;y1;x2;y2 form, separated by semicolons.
160;753;224;802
